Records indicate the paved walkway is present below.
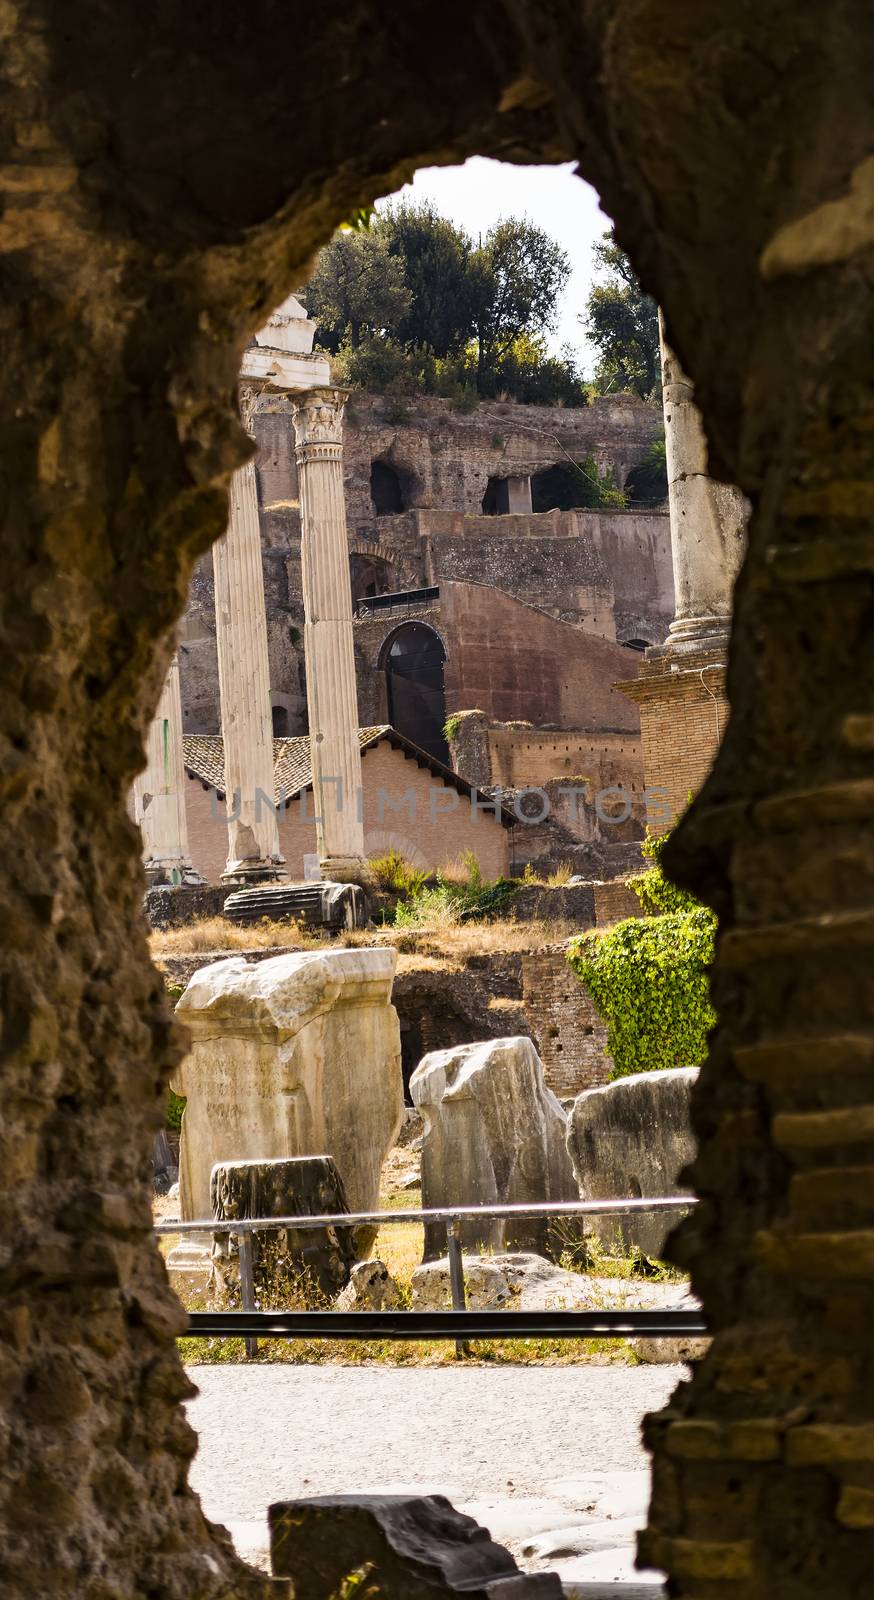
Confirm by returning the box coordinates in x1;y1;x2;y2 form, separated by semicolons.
187;1363;681;1592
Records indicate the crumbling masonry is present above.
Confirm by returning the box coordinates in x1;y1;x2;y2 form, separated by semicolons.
1;5;873;1600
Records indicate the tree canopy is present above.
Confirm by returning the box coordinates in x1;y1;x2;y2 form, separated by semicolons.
304;204;587;407
583;231;660;401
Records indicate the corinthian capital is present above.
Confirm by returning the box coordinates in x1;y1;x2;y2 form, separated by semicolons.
291;386;348;450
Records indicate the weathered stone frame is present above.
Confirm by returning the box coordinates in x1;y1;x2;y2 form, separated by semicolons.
3;4;873;1597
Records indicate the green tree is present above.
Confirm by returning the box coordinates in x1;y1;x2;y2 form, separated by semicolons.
306;227;411;352
375;202;477;358
471;218;571;392
584;231;660;400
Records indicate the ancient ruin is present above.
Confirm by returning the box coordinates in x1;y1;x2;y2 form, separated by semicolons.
566;1068;698;1259
173;949;403;1218
411;1036;578;1259
3;7;873;1600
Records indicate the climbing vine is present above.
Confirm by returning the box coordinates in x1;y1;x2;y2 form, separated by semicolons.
566;832;716;1078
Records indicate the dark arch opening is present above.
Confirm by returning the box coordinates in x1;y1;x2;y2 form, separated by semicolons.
350;552;397;605
621;637;649;653
271;704;290;735
482;476;510;515
382;622;448;763
531;461;602;512
371;459;405;516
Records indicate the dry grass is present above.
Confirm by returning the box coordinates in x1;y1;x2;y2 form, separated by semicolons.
545;860;575;887
151;914;577;966
340;918;576;958
150;916;317;958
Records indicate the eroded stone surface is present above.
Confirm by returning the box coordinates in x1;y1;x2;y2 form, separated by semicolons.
410;1037;579;1260
174;949;403;1218
210;1155;360;1303
567;1069;698;1260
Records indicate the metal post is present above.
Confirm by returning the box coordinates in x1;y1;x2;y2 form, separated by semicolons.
237;1230;259;1359
446;1219;468;1359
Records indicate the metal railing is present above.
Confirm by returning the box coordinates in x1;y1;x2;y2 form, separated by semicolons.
354;585;440;619
157;1197;701;1358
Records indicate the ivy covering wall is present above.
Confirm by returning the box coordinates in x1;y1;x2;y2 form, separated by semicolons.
566;832;716;1078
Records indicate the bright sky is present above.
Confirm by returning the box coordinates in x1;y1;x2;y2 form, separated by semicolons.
375;157;611;369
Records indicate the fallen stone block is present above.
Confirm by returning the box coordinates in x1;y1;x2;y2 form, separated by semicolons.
268;1493;563;1599
566;1068;698;1260
335;1258;403;1310
412;1252;596;1311
172;948;403;1219
211;1155;364;1304
410;1037;578;1261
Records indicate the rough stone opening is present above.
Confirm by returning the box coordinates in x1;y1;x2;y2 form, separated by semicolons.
370;459;406;516
3;10;870;1600
531;461;599;512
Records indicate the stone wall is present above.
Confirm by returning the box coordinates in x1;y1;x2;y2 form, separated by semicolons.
177;393;671;735
412;504;673;642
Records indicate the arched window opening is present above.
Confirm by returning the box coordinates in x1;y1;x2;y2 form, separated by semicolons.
621;638;649;653
382;622;448;763
371;459;405;516
271;704;290;735
350;553;398;605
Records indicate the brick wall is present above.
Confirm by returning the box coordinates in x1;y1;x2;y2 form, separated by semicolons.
184;737;510;883
593;878;643;925
521;948;612;1097
440;581;643;732
617;645;728;830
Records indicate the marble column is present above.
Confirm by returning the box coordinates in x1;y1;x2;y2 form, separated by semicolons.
292;387;370;884
133;653;202;884
660;310;746;648
214;422;286;881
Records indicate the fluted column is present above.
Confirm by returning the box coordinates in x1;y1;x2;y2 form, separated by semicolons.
660;310;747;646
292;387;369;884
214;413;286;881
133;653;202;884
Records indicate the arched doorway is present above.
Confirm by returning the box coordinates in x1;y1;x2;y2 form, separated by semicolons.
381;622;448;763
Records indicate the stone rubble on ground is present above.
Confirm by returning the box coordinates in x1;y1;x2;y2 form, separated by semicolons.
335;1258;403;1311
411;1250;696;1323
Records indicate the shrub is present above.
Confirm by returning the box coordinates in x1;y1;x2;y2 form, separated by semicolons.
166;1088;186;1132
369;848;428;899
566;828;716;1078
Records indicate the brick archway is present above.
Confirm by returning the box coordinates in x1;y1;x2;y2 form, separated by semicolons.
2;5;873;1598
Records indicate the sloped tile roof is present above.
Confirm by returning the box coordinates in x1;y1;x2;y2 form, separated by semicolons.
182;725;514;827
183;727;389;802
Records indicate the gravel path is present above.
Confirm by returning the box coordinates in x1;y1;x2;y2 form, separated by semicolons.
187;1363;680;1588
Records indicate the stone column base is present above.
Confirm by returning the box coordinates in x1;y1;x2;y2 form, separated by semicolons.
220;861;288;886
